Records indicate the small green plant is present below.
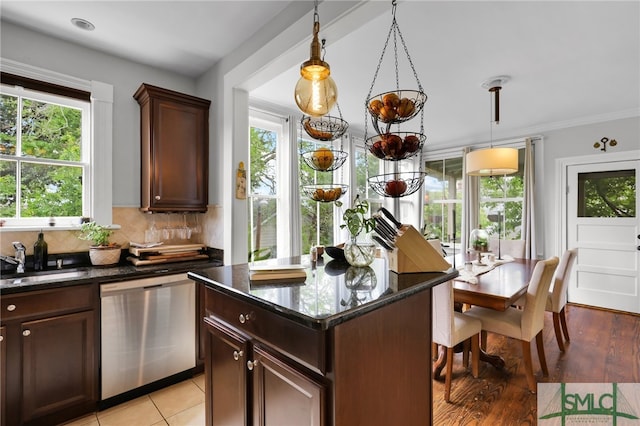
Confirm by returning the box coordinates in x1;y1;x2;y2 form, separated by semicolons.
79;221;115;247
340;195;376;239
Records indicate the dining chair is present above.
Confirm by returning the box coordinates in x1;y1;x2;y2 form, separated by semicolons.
488;239;526;259
546;248;578;351
432;280;482;402
464;256;559;392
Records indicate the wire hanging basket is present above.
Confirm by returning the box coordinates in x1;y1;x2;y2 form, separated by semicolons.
365;131;426;161
301;184;348;203
301;114;349;141
300;148;348;172
368;171;425;198
363;0;428;199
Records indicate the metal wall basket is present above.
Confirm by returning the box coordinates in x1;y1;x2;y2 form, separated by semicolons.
301;114;349;141
365;131;426;161
367;171;425;198
300;149;348;172
301;184;348;203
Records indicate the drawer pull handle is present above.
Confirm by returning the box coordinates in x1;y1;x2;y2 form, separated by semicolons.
155;195;161;200
239;313;253;324
22;329;31;337
233;350;244;361
0;335;3;342
7;304;16;312
247;360;258;371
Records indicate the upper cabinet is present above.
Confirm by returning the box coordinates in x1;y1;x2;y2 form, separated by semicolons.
134;83;211;213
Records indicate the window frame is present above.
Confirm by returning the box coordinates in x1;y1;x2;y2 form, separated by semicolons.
0;58;113;230
0;84;91;226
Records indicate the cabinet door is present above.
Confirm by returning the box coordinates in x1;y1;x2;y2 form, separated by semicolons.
1;326;5;426
205;318;249;426
20;310;96;424
252;345;326;426
149;99;208;212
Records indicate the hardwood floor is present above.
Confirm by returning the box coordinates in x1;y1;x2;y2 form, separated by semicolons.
432;304;640;425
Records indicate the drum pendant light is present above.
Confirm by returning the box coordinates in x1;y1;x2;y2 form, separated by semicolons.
466;76;518;176
294;0;338;117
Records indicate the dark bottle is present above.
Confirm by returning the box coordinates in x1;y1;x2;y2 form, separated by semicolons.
33;231;48;271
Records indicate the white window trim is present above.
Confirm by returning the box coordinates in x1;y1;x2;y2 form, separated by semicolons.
0;59;113;231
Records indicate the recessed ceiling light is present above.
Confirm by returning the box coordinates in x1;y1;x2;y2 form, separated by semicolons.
71;18;95;31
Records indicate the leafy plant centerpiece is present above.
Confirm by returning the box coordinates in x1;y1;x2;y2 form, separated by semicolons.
79;221;121;265
340;196;377;267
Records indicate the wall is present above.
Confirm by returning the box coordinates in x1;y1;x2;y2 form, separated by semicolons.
538;116;640;257
0;21;224;257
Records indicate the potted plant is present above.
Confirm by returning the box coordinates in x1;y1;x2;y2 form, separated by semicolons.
340;196;377;267
79;221;121;265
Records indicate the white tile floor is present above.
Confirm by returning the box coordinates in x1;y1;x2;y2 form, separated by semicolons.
61;375;205;426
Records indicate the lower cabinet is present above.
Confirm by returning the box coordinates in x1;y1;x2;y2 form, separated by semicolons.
1;285;98;426
204;316;326;426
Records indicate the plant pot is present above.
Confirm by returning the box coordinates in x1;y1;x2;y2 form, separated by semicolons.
343;239;376;267
89;245;121;266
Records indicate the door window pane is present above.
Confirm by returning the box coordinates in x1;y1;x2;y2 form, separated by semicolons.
578;169;636;217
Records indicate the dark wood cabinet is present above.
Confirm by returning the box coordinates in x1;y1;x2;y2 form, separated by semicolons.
0;285;98;426
1;326;5;426
134;83;211;213
203;314;326;426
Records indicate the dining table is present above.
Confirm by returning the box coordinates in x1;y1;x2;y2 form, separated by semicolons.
433;256;540;377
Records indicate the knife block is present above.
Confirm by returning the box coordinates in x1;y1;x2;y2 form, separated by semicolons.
388;225;452;273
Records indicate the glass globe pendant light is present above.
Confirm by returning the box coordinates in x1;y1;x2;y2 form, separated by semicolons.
294;1;337;117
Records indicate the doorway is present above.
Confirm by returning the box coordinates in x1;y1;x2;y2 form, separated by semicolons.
564;155;639;314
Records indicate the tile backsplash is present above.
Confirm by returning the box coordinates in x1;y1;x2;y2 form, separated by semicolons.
0;206;223;257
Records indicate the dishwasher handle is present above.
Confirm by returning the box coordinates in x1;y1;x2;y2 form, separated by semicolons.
100;273;191;296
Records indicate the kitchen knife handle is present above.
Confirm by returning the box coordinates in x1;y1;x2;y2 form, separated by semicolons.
374;214;397;237
379;207;402;229
372;235;394;250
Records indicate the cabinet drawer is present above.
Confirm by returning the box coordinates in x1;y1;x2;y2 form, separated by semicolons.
205;286;327;374
1;285;95;322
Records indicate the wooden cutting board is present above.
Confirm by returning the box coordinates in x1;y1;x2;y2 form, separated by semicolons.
128;243;206;257
127;254;209;266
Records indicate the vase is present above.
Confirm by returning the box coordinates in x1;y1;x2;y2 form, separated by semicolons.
343;237;376;267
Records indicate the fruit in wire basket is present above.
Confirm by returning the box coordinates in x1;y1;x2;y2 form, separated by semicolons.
311;186;342;202
311;147;334;170
403;134;420;153
369;92;419;123
385;179;408;197
397;97;416;117
381;134;403;157
369;99;383;115
304;121;333;140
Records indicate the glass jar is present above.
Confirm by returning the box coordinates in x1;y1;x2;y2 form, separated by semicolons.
469;228;489;252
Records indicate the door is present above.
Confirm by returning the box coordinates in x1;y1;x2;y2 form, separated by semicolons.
567;159;639;313
204;318;249;426
21;311;96;423
252;344;325;426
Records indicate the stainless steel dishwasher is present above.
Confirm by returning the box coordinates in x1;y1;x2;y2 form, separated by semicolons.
100;273;195;399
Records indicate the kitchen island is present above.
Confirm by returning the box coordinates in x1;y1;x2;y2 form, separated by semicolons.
188;256;457;426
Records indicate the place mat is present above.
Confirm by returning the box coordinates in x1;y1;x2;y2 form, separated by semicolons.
454;256;515;284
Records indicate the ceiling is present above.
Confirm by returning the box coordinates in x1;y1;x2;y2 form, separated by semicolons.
2;1;639;149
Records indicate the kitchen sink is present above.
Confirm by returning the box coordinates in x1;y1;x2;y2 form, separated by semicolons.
0;270;90;286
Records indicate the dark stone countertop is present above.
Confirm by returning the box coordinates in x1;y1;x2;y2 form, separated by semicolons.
0;258;223;295
188;256;457;330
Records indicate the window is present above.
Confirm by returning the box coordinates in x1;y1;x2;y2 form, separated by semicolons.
478;148;525;239
248;115;281;262
0;85;90;225
577;169;636;218
424;157;463;256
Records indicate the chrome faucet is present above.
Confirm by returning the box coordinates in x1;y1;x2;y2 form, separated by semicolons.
12;242;26;273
